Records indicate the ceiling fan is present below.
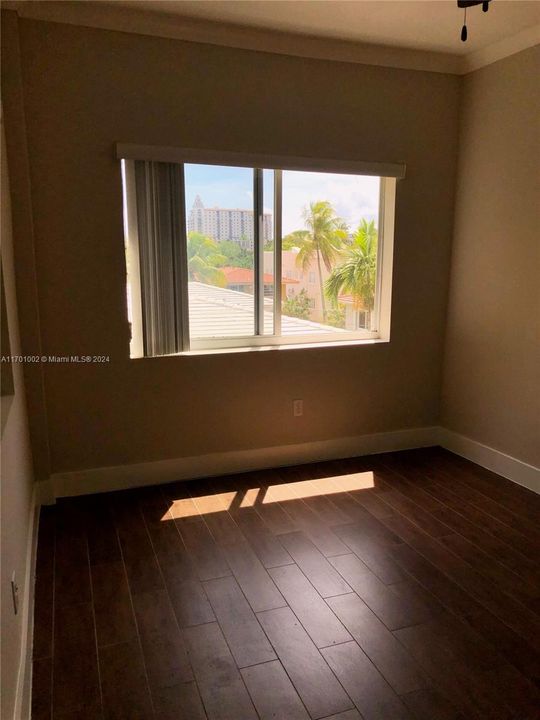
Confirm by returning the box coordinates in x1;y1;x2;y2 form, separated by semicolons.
458;0;493;42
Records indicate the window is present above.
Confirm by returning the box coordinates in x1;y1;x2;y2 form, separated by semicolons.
120;146;402;356
356;310;369;329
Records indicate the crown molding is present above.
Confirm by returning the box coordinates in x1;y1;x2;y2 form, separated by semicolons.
462;22;540;73
1;0;461;75
2;1;539;76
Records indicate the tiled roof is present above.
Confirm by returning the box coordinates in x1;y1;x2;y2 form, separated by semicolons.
188;282;345;338
338;294;367;308
338;294;356;304
222;267;299;284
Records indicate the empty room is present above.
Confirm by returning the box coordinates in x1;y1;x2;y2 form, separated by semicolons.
1;1;539;718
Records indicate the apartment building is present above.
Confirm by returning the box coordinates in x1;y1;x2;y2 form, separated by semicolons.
188;195;272;248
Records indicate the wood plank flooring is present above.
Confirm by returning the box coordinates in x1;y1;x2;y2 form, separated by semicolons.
31;447;540;720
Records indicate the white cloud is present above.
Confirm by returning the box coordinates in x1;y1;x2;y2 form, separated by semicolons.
184;165;380;236
282;171;380;235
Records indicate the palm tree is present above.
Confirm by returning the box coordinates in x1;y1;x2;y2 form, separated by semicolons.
293;201;347;321
282;230;311;250
187;232;227;287
325;219;378;327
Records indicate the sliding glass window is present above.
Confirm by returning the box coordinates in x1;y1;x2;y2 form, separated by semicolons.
121;152;400;356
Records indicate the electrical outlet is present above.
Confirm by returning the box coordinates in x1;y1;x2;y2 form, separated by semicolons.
293;399;303;417
11;572;19;615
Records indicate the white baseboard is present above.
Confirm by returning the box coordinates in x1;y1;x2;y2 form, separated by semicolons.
45;425;539;500
51;425;439;498
438;428;540;495
13;486;39;720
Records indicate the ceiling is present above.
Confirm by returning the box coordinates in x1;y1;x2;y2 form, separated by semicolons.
111;0;540;55
6;0;539;74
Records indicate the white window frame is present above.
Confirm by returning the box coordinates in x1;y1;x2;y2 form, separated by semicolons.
356;310;369;330
118;144;403;356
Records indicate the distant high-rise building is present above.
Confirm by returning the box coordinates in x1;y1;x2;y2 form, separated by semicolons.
188;196;272;249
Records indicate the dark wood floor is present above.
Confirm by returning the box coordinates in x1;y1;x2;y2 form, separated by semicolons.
31;446;540;720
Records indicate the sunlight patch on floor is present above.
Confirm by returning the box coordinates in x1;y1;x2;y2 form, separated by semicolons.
240;487;261;507
261;471;374;503
161;471;374;520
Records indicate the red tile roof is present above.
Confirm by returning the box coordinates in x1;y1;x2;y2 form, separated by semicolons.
222;267;299;284
338;294;356;304
338;294;367;308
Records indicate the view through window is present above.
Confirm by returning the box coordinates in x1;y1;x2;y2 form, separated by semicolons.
280;170;380;335
123;157;396;356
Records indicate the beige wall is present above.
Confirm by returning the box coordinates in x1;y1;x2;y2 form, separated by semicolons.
6;16;460;477
441;47;540;468
1;11;51;484
1;114;35;720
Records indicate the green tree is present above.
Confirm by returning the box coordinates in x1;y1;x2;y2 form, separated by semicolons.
325;219;378;325
293;201;348;321
265;234;299;251
326;307;345;329
187;232;227;286
281;231;310;251
282;289;311;320
215;240;254;269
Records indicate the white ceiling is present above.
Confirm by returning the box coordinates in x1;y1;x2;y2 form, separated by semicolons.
111;0;540;55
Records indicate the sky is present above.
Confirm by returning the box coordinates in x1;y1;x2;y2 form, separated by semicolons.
184;164;380;236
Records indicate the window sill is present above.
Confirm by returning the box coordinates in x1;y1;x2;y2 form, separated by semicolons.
169;336;389;357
